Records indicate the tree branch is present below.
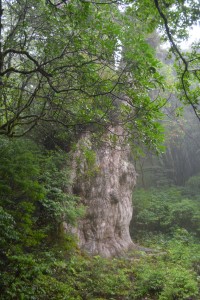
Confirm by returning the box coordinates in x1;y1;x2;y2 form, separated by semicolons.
154;0;200;121
3;49;52;78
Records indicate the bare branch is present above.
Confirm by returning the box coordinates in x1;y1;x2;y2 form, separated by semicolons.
3;49;52;77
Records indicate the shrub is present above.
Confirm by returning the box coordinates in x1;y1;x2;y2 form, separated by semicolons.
131;186;200;239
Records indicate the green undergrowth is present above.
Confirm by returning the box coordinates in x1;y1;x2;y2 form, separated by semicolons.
0;136;200;299
131;186;200;240
1;234;199;299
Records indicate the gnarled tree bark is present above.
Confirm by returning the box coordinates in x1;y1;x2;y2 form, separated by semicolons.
66;126;137;257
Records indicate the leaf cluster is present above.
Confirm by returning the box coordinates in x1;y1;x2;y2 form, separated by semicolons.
131;184;200;239
0;136;83;297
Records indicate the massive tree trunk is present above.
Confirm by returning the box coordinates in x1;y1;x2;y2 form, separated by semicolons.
66;126;137;257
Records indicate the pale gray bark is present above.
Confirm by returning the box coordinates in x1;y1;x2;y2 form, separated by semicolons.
66;127;137;257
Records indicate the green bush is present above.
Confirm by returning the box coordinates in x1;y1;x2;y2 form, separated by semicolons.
0;136;83;298
1;137;200;300
184;174;200;198
131;186;200;239
132;246;199;300
159;266;198;300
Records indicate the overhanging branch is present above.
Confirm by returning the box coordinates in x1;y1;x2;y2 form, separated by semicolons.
154;0;200;121
3;49;52;78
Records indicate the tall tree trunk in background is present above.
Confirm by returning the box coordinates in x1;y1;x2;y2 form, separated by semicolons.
65;126;137;257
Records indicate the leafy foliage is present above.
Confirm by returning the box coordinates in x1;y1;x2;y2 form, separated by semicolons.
131;185;200;239
0;0;171;154
0;136;83;297
1;139;200;299
184;173;200;198
0;0;199;299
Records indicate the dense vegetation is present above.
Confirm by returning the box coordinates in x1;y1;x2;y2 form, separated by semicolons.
131;185;200;239
0;0;200;299
0;135;200;299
